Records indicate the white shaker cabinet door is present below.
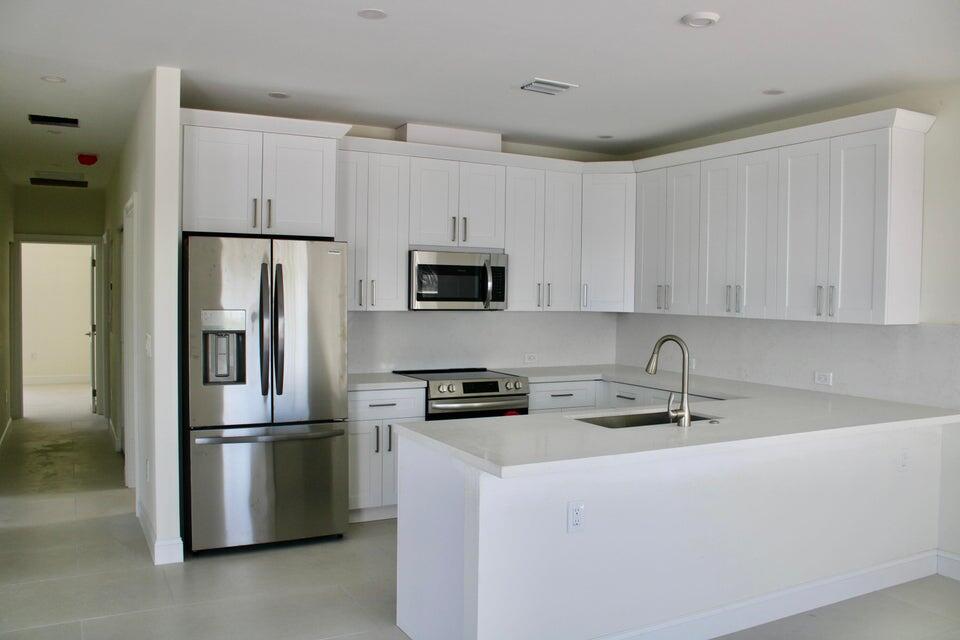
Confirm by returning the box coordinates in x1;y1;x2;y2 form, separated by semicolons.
828;130;889;324
635;169;667;314
505;167;545;311
182;126;263;233
380;417;420;507
542;171;582;312
347;420;383;510
581;173;636;312
778;140;830;322
664;163;701;315
698;156;739;317
409;158;460;246
459;162;506;249
737;149;780;319
366;154;411;311
261;133;337;237
337;151;369;310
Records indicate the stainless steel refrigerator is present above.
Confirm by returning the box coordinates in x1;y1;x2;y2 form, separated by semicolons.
183;234;348;551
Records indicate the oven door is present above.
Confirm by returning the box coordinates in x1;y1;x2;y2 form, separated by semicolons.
427;395;528;420
410;251;506;310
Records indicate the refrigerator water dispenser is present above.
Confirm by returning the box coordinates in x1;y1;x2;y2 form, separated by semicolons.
200;310;246;385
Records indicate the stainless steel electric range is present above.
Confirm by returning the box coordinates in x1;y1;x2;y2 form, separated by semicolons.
393;368;529;420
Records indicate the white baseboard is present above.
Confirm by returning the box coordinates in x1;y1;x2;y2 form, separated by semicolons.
0;417;11;450
108;417;121;451
600;552;939;640
939;551;960;581
137;500;184;565
24;374;90;385
349;505;397;523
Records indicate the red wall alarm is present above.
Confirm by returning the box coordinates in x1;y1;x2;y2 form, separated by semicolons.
77;153;98;166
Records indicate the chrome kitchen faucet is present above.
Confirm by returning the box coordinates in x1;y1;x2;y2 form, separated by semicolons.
644;334;692;427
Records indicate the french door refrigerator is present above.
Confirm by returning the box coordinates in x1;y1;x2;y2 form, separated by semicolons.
184;234;348;551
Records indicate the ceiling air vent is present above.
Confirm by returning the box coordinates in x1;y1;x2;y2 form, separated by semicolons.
28;114;79;127
520;77;579;96
31;170;87;188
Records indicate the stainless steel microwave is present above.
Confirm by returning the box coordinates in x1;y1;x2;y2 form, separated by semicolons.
409;251;507;310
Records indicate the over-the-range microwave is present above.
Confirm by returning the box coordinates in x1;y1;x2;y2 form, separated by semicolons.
409;250;507;310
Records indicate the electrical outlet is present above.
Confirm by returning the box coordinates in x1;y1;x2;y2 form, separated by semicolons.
690;357;697;370
567;501;585;533
814;371;834;386
523;352;538;365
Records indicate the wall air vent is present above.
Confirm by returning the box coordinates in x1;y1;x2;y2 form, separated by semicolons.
31;171;87;188
28;114;79;127
520;78;579;96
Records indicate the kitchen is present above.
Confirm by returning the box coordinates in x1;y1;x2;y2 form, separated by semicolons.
1;1;960;639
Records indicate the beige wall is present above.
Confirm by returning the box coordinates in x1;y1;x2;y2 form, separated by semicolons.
20;243;92;385
0;171;14;437
634;81;960;325
14;186;105;236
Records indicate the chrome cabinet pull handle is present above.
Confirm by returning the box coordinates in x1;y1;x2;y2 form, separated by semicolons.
371;280;376;307
266;198;273;228
368;402;398;408
252;198;259;228
547;282;552;307
726;284;732;313
616;394;637;401
451;216;457;242
387;424;393;452
550;393;574;398
462;217;468;242
537;283;542;308
582;284;588;308
816;285;824;317
374;425;380;453
829;285;836;317
664;284;671;310
736;285;742;313
656;284;663;310
358;279;364;307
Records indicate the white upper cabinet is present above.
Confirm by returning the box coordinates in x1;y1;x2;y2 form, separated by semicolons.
505;167;545;311
336;150;369;311
698;156;738;317
635;169;667;314
338;152;410;312
261;133;337;237
664;163;701;315
409;158;460;246
736;149;780;319
366;154;411;311
458;162;506;248
542;171;583;312
778;140;831;322
581;173;636;312
182;126;262;233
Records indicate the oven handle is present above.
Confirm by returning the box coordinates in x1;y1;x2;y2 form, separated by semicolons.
484;260;493;309
428;397;528;413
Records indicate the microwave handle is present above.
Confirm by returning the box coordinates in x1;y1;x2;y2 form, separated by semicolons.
484;260;493;309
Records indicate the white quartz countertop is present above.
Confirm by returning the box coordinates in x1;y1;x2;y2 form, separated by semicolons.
347;372;425;392
397;364;960;478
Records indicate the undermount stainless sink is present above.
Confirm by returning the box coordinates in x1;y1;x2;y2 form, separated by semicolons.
578;412;712;429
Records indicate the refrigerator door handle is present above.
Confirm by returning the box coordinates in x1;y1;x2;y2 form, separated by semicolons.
194;428;345;445
258;263;270;396
274;262;285;395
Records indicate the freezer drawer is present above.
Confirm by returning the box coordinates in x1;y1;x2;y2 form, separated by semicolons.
189;423;348;551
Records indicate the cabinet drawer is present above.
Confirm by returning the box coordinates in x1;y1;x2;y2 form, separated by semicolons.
529;381;596;411
348;389;425;420
603;382;654;408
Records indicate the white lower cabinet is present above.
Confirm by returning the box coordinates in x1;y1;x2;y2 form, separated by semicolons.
347;389;424;519
528;381;597;412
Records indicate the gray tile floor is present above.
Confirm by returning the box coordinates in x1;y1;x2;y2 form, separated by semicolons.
2;386;959;639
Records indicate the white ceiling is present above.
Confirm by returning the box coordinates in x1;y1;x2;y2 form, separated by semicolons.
1;0;959;188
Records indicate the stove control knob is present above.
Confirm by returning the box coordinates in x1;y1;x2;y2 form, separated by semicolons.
505;381;514;390
515;381;523;390
447;384;457;393
437;385;446;393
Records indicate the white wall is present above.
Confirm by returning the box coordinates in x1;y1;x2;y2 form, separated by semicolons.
348;311;617;373
14;187;105;237
21;243;91;385
0;171;14;438
105;66;181;565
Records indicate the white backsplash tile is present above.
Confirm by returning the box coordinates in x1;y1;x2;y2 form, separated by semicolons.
616;314;960;409
348;311;617;373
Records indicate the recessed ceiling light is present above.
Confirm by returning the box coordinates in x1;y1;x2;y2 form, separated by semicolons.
268;91;290;99
680;11;720;27
41;75;66;83
762;88;786;96
357;8;387;19
597;135;614;140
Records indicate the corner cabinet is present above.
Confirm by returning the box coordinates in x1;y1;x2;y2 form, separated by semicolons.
581;173;636;311
181;110;349;237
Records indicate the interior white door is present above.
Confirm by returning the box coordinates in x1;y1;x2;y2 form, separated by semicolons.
635;169;667;314
828;130;889;325
336;151;369;311
366;154;411;311
542;171;582;312
348;420;384;510
778;140;830;322
458;163;506;248
505;167;545;311
698;156;738;317
580;173;636;312
737;149;780;319
664;163;701;315
181;126;262;233
261;133;337;237
409;158;459;246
